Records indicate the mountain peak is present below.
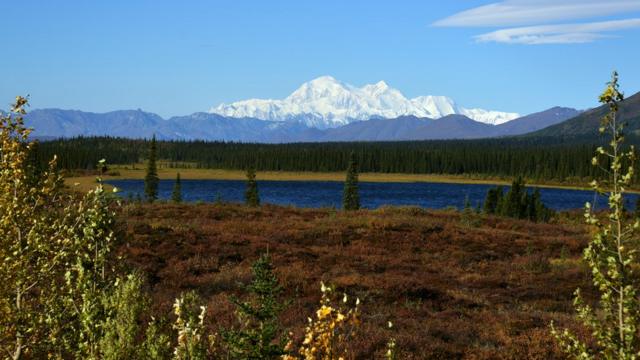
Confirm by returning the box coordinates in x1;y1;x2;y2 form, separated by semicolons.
287;76;352;103
374;80;389;89
361;80;392;95
210;77;520;128
309;75;341;84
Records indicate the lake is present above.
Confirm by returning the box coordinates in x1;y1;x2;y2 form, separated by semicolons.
106;179;639;211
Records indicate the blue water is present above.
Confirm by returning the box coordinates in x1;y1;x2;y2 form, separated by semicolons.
106;179;639;211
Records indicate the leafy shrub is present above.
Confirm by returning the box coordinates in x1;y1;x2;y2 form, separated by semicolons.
552;72;640;358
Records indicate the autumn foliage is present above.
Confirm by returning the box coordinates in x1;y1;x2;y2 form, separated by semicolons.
117;202;593;358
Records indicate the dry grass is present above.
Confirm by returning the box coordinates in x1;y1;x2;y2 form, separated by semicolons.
116;203;594;359
64;164;609;194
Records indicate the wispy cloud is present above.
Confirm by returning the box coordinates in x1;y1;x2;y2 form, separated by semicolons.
475;18;640;44
433;0;640;44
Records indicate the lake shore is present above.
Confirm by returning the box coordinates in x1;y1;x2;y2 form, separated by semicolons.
64;165;608;193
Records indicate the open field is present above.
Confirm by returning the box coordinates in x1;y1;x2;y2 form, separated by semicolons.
64;164;605;193
117;203;593;359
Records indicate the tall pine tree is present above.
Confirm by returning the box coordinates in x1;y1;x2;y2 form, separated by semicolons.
245;167;260;207
144;135;159;202
171;172;182;203
343;152;360;211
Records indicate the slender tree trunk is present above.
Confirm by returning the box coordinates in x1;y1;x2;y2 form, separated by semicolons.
611;114;626;349
13;287;23;360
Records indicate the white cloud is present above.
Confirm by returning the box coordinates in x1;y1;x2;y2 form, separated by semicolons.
433;1;640;44
433;0;640;27
475;18;640;44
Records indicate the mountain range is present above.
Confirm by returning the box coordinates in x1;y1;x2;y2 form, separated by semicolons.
210;76;520;127
22;106;580;143
21;75;639;143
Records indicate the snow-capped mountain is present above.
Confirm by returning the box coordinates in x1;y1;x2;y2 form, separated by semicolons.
23;105;580;142
210;76;520;128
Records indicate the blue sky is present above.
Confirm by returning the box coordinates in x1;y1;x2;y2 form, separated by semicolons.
1;0;639;117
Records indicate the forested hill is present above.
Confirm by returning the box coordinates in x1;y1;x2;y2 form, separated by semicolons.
37;136;620;183
528;90;640;139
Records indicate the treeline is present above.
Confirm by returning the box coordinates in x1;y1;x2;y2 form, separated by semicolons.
37;135;626;182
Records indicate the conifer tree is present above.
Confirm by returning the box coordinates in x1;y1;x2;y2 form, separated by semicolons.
172;172;182;203
530;188;550;222
223;254;288;359
144;135;159;202
343;152;360;211
484;182;551;222
483;188;499;214
245;167;260;207
552;71;640;358
501;176;526;218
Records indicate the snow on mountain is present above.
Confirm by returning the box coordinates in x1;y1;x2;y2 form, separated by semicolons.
209;76;519;128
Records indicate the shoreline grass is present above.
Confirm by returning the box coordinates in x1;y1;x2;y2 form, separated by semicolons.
63;165;612;193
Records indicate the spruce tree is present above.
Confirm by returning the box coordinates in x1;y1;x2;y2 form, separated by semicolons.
531;188;547;222
342;152;360;211
245;167;260;207
483;188;499;214
171;172;182;203
502;176;525;218
485;183;551;222
144;135;159;202
223;254;288;359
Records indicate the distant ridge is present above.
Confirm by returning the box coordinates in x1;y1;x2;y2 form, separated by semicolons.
528;91;640;139
314;108;580;141
22;105;579;143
